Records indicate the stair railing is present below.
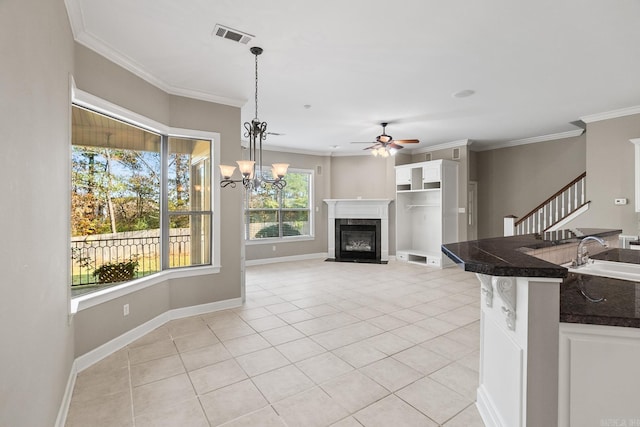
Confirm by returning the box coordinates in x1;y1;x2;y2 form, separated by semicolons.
507;172;587;236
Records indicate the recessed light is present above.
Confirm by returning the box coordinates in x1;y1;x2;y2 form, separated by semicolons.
452;89;475;98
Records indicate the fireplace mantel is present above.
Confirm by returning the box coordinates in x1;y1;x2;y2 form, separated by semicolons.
324;199;392;261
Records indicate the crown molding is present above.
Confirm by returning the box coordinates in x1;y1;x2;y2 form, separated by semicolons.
473;129;584;152
261;144;332;157
580;105;640;123
410;139;471;154
66;0;246;108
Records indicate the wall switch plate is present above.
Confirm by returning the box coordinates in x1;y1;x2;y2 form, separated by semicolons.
615;198;628;205
123;304;129;316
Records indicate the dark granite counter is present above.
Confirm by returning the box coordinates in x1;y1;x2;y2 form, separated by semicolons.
590;247;640;264
442;229;640;328
561;272;640;328
441;228;621;278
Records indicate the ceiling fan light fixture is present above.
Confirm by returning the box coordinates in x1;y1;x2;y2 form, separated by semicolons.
377;134;392;143
365;122;413;157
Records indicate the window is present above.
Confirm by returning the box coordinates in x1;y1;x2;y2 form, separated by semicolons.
245;169;313;240
71;105;213;296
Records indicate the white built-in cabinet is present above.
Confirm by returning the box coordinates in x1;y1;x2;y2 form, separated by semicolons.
395;160;458;267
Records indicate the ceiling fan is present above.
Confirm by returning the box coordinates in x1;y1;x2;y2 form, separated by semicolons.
353;122;419;156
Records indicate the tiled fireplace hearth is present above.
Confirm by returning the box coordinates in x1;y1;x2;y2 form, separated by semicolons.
324;199;392;263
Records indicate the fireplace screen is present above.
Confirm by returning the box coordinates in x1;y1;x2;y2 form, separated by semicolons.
335;219;381;263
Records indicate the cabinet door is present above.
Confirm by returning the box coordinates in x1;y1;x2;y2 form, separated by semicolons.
396;167;412;185
422;164;440;183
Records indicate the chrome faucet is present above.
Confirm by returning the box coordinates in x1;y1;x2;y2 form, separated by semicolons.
575;236;608;267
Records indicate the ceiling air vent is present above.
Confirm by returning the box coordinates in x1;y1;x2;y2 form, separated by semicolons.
213;24;253;44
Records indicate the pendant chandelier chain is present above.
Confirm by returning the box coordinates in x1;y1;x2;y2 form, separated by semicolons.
254;52;259;121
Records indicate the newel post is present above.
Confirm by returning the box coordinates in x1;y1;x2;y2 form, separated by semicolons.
504;215;517;236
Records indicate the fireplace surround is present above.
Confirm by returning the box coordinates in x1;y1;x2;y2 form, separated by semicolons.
324;199;392;263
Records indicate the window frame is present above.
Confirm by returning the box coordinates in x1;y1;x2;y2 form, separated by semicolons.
244;167;314;244
70;87;221;313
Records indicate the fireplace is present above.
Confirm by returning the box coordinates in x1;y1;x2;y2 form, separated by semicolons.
324;199;391;262
335;219;381;263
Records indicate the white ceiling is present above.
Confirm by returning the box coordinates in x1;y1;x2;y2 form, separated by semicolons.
66;0;640;155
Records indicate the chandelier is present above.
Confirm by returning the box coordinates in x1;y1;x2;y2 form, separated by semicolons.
219;47;288;190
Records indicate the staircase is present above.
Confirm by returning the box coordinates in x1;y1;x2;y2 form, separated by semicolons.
504;172;588;236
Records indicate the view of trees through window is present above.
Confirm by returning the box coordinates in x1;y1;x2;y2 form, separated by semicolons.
71;106;211;295
246;170;312;240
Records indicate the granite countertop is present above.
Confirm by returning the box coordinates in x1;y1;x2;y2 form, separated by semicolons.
441;228;621;278
442;230;640;327
561;248;640;328
561;271;640;328
590;247;640;263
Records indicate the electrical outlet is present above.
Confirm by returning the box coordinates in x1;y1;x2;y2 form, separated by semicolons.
272;245;276;252
614;198;628;205
123;304;129;316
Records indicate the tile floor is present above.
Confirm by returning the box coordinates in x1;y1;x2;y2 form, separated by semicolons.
65;259;486;426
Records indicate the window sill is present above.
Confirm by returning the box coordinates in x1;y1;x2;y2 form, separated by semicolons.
245;236;315;245
70;265;221;314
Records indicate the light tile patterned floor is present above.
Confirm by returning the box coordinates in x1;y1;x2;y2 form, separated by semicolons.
65;259;486;426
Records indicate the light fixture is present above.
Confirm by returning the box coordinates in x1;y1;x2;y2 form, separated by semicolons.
370;146;397;157
220;47;288;190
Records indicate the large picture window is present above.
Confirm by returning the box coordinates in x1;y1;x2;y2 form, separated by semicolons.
71;105;213;296
245;169;313;240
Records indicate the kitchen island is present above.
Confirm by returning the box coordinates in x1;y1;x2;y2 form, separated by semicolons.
441;228;640;427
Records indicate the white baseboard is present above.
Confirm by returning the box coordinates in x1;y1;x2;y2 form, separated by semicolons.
55;360;78;427
245;252;327;266
57;296;242;426
476;385;503;427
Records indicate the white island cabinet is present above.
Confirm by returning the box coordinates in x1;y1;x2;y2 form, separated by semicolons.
559;322;640;426
475;274;562;427
395;159;458;267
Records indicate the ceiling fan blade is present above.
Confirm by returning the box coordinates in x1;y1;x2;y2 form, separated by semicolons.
389;142;405;150
363;142;384;150
394;139;420;144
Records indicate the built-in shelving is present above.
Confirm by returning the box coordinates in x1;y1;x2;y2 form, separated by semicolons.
395;159;458;268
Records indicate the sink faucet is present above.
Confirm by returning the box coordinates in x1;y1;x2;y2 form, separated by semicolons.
575;236;608;267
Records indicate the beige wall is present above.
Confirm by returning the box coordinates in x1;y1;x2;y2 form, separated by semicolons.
0;0;75;425
476;135;586;238
246;153;402;261
567;114;640;234
245;151;331;261
72;47;244;356
330;155;397;254
469;150;478;181
330;155;396;200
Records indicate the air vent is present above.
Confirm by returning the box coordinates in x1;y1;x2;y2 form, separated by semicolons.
213;24;253;44
452;148;460;160
424;153;432;161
